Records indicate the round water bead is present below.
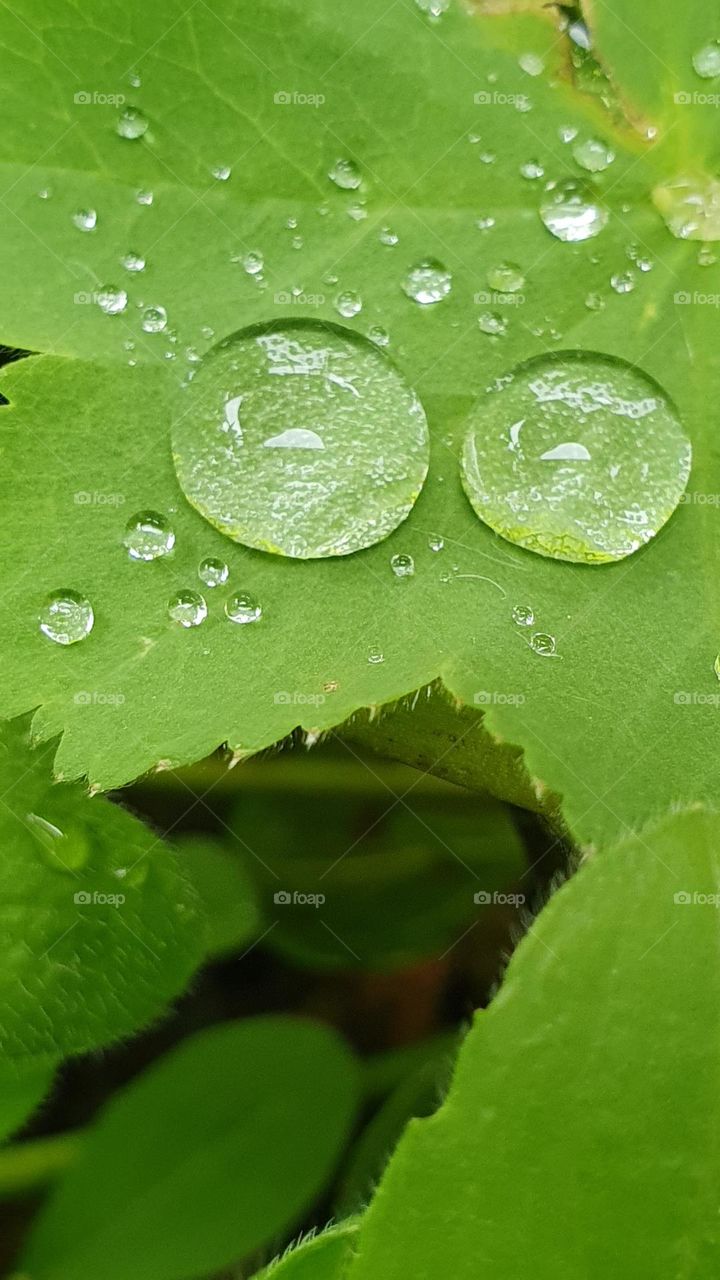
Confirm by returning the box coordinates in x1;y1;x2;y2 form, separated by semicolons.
225;591;262;624
142;306;168;333
390;552;415;577
653;175;720;241
198;556;229;587
486;262;525;293
123;510;175;560
168;590;207;627
693;41;720;78
460;351;692;564
96;286;127;315
116;106;149;140
328;158;361;190
539;180;608;242
171;320;430;558
402;259;452;304
39;590;94;645
572;137;615;173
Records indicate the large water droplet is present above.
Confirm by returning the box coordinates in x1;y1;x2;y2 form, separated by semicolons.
460;352;691;563
539;181;608;242
168;590;207;627
530;632;557;657
610;270;636;294
142;305;168;333
225;591;262;624
172;321;430;558
402;259;452;304
486;262;525;293
72;208;97;232
520;160;544;181
654;175;720;240
121;251;146;273
242;250;264;275
390;552;415;577
27;811;90;872
328;158;361;190
512;603;534;626
693;41;720;77
211;164;232;181
198;556;229;587
334;290;363;318
478;312;507;337
96;286;128;315
123;511;175;561
572;137;615;173
39;590;94;645
116;106;149;140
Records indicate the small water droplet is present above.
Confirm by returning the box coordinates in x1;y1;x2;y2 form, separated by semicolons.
572;137;615;173
653;174;720;240
291;234;304;250
27;811;90;872
610;270;636;294
379;226;399;246
390;552;415;577
242;250;264;275
96;286;127;315
73;208;97;232
530;632;557;657
698;244;718;266
693;41;720;78
585;291;606;311
168;590;207;627
479;151;496;165
487;262;525;293
540;181;608;242
136;189;154;205
568;18;592;49
519;52;544;76
347;201;367;222
520;159;544;180
198;556;229;587
367;324;390;346
37;187;52;200
512;604;534;626
142;305;168;333
475;215;496;231
328;158;362;190
116;105;149;140
478;311;507;336
211;164;231;181
123;510;175;561
428;533;444;552
39;590;94;645
225;591;262;624
558;124;579;143
120;251;146;272
402;259;452;304
714;653;720;681
367;646;385;664
334;290;363;318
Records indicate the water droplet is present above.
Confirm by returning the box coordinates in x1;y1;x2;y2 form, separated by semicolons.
211;164;231;181
39;590;94;645
459;351;691;563
520;160;544;180
479;151;496;165
198;556;229;587
486;262;525;293
653;175;720;240
402;259;452;304
121;251;145;272
530;632;557;657
558;124;579;143
367;646;385;664
347;201;367;222
225;591;262;624
390;552;415;577
242;250;264;275
568;18;592;49
714;653;720;681
610;270;636;294
142;305;168;333
572;136;615;172
368;325;389;346
116;105;149;140
428;533;444;552
698;244;718;266
475;215;496;231
379;226;399;246
328;158;362;190
72;208;97;232
27;811;90;871
540;181;608;242
478;312;507;336
585;291;606;311
291;234;304;250
519;52;544;76
136;189;154;205
96;286;127;315
37;187;52;200
693;41;720;77
512;604;534;626
334;290;363;318
172;321;430;558
123;510;175;561
168;590;207;627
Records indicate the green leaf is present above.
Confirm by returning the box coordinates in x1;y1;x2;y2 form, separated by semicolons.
177;835;261;959
0;718;200;1061
255;1220;360;1280
22;1016;359;1280
0;1065;56;1144
0;0;718;862
345;807;720;1279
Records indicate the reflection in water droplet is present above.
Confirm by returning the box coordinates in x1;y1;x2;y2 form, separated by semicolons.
225;591;262;624
512;604;534;626
693;42;720;77
121;251;145;272
73;208;97;231
520;160;544;181
530;632;557;657
460;351;691;563
142;306;168;333
610;270;636;294
487;262;525;293
428;533;444;552
123;511;175;561
390;552;415;577
328;158;361;190
653;175;720;241
172;321;429;558
478;312;507;336
211;164;231;181
572;137;615;172
402;259;452;304
39;590;94;645
168;590;207;627
116;106;149;139
334;290;363;318
136;189;154;205
96;286;128;315
198;556;229;587
540;181;608;242
242;250;264;275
